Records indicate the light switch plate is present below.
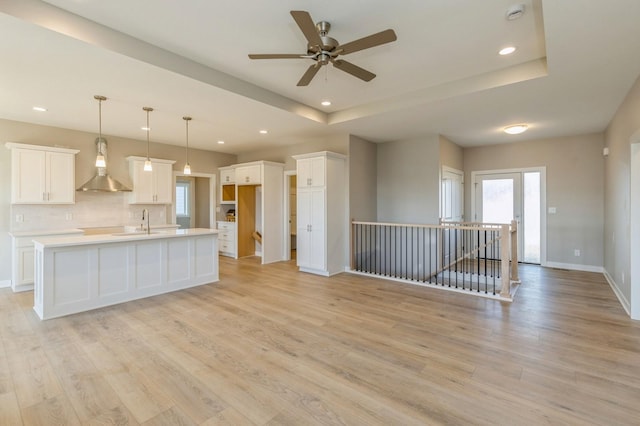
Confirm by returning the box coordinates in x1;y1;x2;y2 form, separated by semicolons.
548;207;557;214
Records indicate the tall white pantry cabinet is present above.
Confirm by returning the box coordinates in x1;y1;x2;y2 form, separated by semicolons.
293;151;346;276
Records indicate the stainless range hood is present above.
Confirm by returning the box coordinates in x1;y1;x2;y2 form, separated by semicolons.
77;137;132;192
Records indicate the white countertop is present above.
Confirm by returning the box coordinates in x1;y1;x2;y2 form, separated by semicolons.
33;228;218;248
9;228;84;238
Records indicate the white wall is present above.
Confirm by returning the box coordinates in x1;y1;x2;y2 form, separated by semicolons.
376;136;441;224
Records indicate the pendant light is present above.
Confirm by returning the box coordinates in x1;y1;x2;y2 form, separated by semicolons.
94;95;107;167
183;116;192;175
143;106;153;171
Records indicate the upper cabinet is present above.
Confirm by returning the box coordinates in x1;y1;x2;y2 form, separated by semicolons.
235;164;261;185
297;156;326;188
127;157;175;204
220;167;235;184
219;166;236;204
6;142;79;204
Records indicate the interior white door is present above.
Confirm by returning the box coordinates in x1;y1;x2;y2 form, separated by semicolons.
441;169;464;222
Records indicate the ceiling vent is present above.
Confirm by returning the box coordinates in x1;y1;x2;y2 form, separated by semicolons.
506;4;525;20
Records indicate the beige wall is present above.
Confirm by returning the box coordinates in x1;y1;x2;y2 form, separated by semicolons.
377;136;441;224
0;118;236;282
439;135;463;171
195;176;210;228
235;134;349;170
349;135;377;222
604;74;640;309
464;133;605;268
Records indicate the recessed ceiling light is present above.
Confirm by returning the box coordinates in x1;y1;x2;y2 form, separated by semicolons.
504;124;529;134
259;129;268;134
217;140;225;144
321;100;331;106
499;46;516;56
32;106;47;112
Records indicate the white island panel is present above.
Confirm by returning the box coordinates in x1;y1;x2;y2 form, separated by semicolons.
98;246;129;296
33;229;218;320
53;250;90;306
195;236;217;278
168;238;190;285
135;242;163;289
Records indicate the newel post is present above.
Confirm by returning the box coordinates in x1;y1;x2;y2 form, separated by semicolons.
500;223;511;298
510;219;520;282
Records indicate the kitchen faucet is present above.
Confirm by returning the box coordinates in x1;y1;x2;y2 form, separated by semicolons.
141;209;150;234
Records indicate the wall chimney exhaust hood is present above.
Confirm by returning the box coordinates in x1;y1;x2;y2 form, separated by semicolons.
77;137;131;192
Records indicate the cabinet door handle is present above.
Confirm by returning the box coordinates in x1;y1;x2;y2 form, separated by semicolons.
43;192;46;201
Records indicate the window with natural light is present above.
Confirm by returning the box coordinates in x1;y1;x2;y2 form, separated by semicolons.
175;181;190;217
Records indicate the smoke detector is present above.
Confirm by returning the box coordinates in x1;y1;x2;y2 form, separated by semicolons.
506;4;525;20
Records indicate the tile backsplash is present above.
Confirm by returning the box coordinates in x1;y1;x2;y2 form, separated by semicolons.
10;191;169;232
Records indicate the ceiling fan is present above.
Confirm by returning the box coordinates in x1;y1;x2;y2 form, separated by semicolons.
248;10;397;86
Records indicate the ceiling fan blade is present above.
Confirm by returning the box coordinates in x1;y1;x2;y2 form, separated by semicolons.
290;10;323;47
332;59;376;82
338;29;397;55
248;54;306;59
297;63;321;86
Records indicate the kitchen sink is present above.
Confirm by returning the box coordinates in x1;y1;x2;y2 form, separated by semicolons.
111;231;166;236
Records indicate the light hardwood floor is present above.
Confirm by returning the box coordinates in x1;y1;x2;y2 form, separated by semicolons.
1;257;640;425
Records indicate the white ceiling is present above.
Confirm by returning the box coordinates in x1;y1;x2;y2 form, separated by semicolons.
1;0;640;154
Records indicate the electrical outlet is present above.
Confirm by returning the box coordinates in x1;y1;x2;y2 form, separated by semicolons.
159;210;164;218
574;249;581;257
65;213;73;221
15;214;23;223
548;207;557;214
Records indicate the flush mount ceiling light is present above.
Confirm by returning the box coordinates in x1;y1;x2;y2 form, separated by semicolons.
321;100;332;106
504;124;529;134
32;106;47;112
94;95;107;167
499;46;516;55
217;140;225;144
259;129;268;134
183;116;192;175
143;107;154;171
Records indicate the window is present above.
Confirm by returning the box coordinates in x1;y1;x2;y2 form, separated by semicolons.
175;181;190;217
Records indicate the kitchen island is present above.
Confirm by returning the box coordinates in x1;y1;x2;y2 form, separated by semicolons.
33;228;219;320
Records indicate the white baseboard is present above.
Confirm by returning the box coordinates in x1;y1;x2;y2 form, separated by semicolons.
544;261;604;273
603;269;631;317
0;280;10;289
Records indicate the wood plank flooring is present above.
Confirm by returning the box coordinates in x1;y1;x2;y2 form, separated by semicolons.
2;257;640;424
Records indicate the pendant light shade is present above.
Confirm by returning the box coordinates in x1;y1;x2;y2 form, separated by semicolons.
143;106;153;171
183;116;192;175
95;95;107;167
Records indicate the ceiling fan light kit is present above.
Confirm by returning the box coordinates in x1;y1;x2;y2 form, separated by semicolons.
248;10;397;86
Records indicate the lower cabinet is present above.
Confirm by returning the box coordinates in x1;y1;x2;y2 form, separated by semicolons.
217;221;236;257
10;230;84;292
296;188;326;272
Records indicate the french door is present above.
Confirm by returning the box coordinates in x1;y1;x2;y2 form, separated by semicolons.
474;171;541;264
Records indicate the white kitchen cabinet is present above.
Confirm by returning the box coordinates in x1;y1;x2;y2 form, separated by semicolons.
219;166;236;204
6;142;79;204
217;221;236;257
10;229;84;292
127;157;175;204
235;164;261;185
293;152;346;276
297;156;325;188
220;167;235;184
